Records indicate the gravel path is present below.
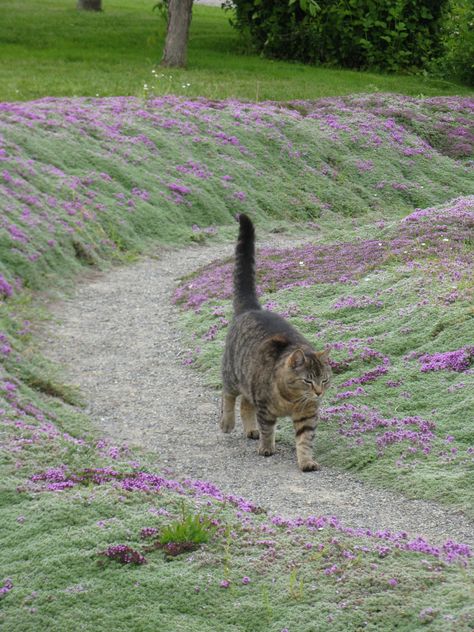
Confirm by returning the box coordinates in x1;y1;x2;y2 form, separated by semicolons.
41;239;474;548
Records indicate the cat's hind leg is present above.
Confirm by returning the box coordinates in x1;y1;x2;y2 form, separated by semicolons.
240;397;259;439
220;392;236;433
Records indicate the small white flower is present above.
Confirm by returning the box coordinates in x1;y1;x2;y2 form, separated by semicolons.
443;238;449;241
299;261;305;266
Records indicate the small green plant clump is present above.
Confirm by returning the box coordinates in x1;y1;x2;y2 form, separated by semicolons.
153;502;216;556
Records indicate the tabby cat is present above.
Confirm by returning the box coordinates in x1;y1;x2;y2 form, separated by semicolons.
220;214;332;471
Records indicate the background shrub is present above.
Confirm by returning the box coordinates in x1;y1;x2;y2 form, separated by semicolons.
225;0;448;73
436;0;474;86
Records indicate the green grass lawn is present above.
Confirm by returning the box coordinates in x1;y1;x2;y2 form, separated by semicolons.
0;0;472;102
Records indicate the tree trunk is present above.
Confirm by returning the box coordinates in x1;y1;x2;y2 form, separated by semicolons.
161;0;194;68
77;0;102;11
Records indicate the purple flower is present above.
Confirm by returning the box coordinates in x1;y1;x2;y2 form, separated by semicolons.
100;545;146;565
140;527;158;539
332;295;382;310
131;187;150;201
419;607;437;623
0;275;13;298
419;347;474;373
220;579;230;589
324;564;339;575
167;182;191;196
386;379;402;388
0;579;13;598
355;159;374;172
335;387;366;400
341;362;390;387
8;224;29;243
242;576;250;584
176;160;211;179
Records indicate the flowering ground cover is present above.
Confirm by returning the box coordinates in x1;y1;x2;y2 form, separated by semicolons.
1;94;473;630
0;405;473;631
1;94;473;295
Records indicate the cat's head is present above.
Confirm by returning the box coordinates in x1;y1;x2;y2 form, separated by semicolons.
280;347;332;403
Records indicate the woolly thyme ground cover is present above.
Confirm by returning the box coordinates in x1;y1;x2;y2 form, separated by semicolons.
0;94;473;630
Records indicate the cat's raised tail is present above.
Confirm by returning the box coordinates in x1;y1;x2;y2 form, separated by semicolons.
233;214;261;316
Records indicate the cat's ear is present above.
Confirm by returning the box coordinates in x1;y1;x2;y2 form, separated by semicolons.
288;348;306;369
316;349;330;362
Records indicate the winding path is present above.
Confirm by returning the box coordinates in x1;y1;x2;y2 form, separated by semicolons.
41;239;474;548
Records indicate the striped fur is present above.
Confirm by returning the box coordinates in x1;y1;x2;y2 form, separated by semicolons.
220;214;332;472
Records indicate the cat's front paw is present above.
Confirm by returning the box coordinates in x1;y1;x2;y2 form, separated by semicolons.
246;429;259;440
299;459;321;472
258;445;275;457
220;416;235;433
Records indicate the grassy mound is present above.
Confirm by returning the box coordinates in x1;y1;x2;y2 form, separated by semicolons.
1;94;472;292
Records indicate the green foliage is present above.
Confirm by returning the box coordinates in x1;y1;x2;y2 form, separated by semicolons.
436;0;474;86
158;502;215;547
152;0;168;22
226;0;448;72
